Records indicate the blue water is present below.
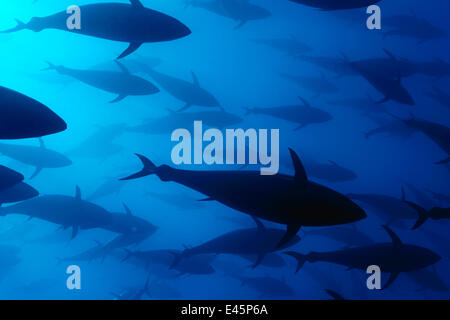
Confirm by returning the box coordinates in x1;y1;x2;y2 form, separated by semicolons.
0;0;449;300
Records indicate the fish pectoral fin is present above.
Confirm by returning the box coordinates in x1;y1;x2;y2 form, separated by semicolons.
197;197;214;202
177;103;192;112
375;96;389;104
276;224;301;249
251;253;266;269
71;225;79;239
435;157;450;165
234;20;248;30
383;272;400;289
29;167;43;180
294;123;308;131
110;94;127;103
117;42;142;60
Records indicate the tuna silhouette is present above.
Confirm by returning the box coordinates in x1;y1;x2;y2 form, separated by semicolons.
0;165;24;192
43;61;159;103
132;61;221;112
0;86;66;139
0;139;72;179
1;0;191;59
170;216;301;269
284;225;441;289
121;148;366;248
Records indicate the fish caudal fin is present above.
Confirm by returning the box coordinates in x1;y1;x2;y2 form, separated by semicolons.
120;154;158;180
276;223;301;249
117;42;142;60
405;201;430;230
283;251;307;273
0;19;27;33
435;157;450;165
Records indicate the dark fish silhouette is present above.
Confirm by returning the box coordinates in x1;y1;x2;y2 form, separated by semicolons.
1;0;191;59
252;37;311;57
404;183;435;210
68;124;126;160
172;217;301;268
186;0;271;29
302;225;374;247
427;86;450;109
133;62;221;112
0;165;24;192
237;253;286;268
383;14;447;43
0;139;72;179
0;183;39;207
353;50;418;80
391;113;450;165
107;204;158;237
325;289;345;300
121;148;366;248
234;275;294;297
280;152;357;183
244;97;332;130
281;73;339;97
0;86;66;139
350;60;414;105
0;186;113;238
127;110;242;135
348;189;418;226
289;0;381;10
87;177;127;201
404;200;450;230
122;249;215;276
364;115;415;140
327;96;387;115
284;226;441;289
298;55;358;78
43;61;159;103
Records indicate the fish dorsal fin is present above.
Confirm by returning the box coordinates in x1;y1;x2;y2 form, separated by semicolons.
130;0;144;8
115;61;131;75
383;225;402;246
191;71;200;87
288;148;308;186
123;203;133;217
401;186;406;201
298;97;311;108
250;215;265;231
75;186;82;201
38;138;46;149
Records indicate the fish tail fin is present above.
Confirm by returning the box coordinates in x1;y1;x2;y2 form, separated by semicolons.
120;154;158;180
42;62;57;71
121;249;134;262
0;19;27;33
435;157;450;165
404;201;430;230
283;251;307;273
405;201;430;230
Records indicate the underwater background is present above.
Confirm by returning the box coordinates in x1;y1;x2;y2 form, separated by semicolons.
0;0;448;300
